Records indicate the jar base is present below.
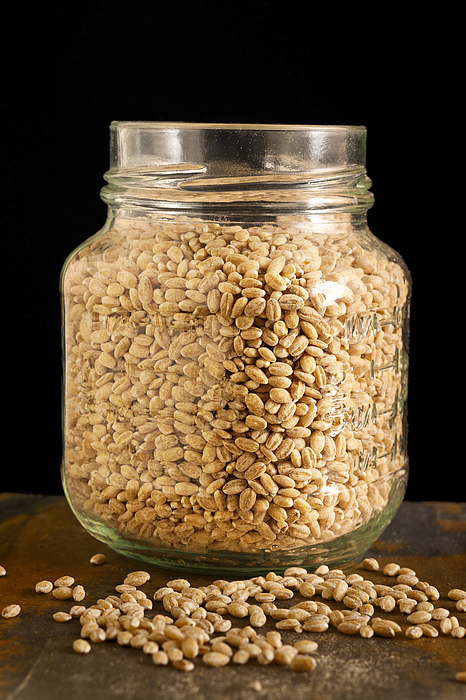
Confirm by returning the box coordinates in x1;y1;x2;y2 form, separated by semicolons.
63;470;407;576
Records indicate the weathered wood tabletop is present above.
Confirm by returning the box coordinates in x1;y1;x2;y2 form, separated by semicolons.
1;494;465;700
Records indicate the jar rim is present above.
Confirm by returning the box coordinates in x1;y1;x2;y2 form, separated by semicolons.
104;121;372;214
108;121;368;173
110;121;367;133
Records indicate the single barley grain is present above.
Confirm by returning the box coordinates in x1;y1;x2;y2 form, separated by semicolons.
294;640;318;654
257;647;275;665
362;558;379;571
124;571;151;587
290;654;317;672
424;585;440;601
227;602;249;618
274;646;299;665
54;576;75;588
266;630;282;649
333;580;349;602
397;574;419;586
166;647;184;663
203;651;231;667
70;605;87;617
90;554;106;565
232;649;250;664
181;636;199;658
430;607;450;621
398;598;417;615
211;641;234;657
338;620;363;635
81;621;99;638
73;585;86;602
117;630;134;646
53;611;72;622
371;619;398;637
73;639;91;654
90;627;107;643
53;586;74;600
172;658;195;672
343;594;363;610
2;604;21;618
383;563;401;577
407;611;432;625
440;618;453;634
329;610;345;628
302;617;329;633
35;580;53;594
448;589;466;601
379;595;396;612
405;590;428;603
152;651;169;665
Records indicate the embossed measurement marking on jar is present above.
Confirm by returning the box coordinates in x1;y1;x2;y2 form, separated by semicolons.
325;306;407;471
343;306;402;340
319;382;406;472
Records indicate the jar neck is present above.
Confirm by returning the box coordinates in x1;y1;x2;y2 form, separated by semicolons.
100;122;374;219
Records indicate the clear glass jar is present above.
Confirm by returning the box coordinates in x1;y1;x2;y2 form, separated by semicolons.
61;122;410;574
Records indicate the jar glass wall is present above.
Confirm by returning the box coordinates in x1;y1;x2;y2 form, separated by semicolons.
61;123;410;574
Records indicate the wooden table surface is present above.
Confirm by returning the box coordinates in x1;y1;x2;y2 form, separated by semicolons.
1;493;465;700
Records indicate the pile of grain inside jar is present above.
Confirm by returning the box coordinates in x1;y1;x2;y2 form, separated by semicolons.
63;216;409;553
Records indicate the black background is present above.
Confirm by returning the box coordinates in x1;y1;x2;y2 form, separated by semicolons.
3;5;460;501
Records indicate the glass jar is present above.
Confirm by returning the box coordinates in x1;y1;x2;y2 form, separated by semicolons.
61;122;410;575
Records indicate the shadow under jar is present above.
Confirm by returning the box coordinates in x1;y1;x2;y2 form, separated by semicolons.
61;122;411;575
